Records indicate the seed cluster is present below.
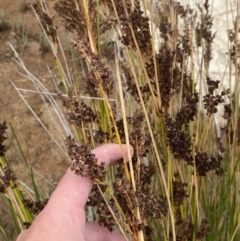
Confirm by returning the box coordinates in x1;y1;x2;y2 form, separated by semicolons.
123;67;150;104
32;1;57;43
128;111;149;160
114;176;139;230
203;77;229;116
116;1;152;58
0;166;17;193
23;199;48;216
71;39;114;97
196;0;216;65
64;136;105;181
0;121;7;156
164;112;193;165
0;123;16;194
135;163;168;221
195;150;223;176
59;88;98;127
54;0;97;39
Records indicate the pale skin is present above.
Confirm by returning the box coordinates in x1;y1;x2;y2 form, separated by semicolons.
16;144;133;241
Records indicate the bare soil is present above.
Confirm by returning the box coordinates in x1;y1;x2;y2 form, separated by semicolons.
0;1;71;240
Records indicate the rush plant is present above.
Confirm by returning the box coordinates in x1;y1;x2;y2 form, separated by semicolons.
1;0;240;240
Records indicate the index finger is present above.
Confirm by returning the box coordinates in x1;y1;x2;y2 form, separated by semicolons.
47;143;133;211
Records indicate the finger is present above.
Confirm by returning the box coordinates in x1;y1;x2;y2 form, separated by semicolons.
50;143;133;209
85;222;127;241
34;144;133;231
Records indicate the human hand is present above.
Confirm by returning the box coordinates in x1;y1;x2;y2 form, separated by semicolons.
16;144;133;241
